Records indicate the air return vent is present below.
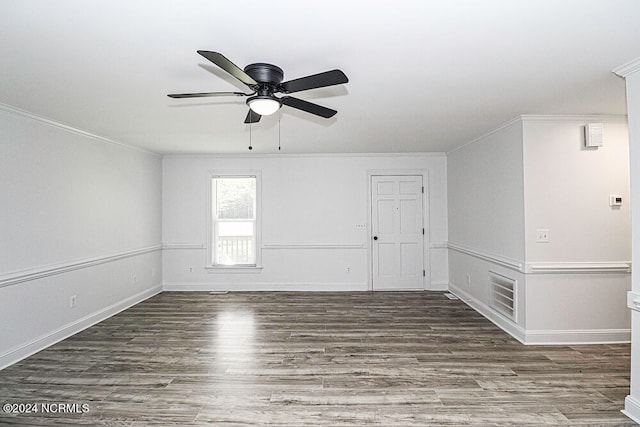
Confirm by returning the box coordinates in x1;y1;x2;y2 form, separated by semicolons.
489;271;516;321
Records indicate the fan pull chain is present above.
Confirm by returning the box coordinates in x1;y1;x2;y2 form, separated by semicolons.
248;121;253;151
278;111;281;151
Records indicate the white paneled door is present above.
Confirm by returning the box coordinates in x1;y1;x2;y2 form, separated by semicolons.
371;175;425;290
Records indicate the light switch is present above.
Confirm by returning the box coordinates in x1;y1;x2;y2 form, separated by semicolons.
609;195;623;207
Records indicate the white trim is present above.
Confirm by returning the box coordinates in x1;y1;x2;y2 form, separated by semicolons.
163;243;205;250
162;152;447;160
0;245;162;288
446;117;522;155
429;241;448;249
0;285;162;370
626;291;640;312
447;114;628;155
162;282;368;292
448;283;526;344
206;171;262;269
524;329;631;345
623;395;640;424
447;242;524;272
0;102;160;157
263;243;367;250
520;114;627;122
163;242;367;250
525;261;631;274
613;57;640;78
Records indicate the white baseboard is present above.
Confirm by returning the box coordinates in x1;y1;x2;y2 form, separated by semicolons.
448;283;526;343
525;329;631;345
623;395;640;424
163;282;369;292
0;285;162;370
449;282;631;345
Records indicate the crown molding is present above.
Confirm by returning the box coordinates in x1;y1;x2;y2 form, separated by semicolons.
161;152;446;160
520;114;627;122
447;114;628;155
613;57;640;78
0;102;161;157
446;116;522;155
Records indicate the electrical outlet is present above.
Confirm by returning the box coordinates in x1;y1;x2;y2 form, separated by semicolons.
466;274;471;286
188;266;194;273
70;295;77;308
346;266;351;273
536;229;550;243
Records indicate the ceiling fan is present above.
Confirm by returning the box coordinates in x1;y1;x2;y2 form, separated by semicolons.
168;51;348;124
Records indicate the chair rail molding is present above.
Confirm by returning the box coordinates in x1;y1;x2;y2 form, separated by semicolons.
525;261;631;274
162;243;205;250
447;242;524;273
0;245;163;288
262;243;367;250
429;241;448;249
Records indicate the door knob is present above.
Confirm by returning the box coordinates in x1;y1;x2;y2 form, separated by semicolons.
373;236;378;240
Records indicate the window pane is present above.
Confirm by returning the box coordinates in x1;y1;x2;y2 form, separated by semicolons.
218;222;254;237
216;221;255;265
216;178;255;220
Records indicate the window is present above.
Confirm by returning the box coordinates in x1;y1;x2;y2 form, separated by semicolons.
210;175;260;268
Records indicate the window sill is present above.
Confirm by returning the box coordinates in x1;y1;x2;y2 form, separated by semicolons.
205;266;263;274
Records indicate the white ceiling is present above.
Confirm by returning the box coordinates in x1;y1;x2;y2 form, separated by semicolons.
1;0;639;154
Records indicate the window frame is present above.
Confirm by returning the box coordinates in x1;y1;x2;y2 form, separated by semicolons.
206;171;262;273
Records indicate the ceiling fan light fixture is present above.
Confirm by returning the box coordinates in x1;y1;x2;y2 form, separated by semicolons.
247;96;281;116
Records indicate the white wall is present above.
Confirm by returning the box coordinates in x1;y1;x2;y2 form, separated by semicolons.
447;119;527;334
447;115;631;344
0;106;163;368
523;118;630;264
522;117;630;340
162;154;448;291
448;119;525;260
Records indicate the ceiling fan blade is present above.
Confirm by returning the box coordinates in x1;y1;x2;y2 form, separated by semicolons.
167;91;250;99
197;50;258;87
280;70;348;94
244;110;262;124
281;96;337;118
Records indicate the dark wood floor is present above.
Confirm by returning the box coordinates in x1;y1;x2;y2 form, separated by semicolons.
0;291;633;426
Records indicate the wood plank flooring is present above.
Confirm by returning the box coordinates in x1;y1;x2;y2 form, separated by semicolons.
0;291;633;426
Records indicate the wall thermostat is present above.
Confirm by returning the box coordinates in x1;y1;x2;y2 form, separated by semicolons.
609;195;623;207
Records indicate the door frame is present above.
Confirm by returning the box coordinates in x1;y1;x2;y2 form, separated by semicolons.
366;169;431;291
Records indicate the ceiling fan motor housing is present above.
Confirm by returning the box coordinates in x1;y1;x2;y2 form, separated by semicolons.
244;63;284;85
